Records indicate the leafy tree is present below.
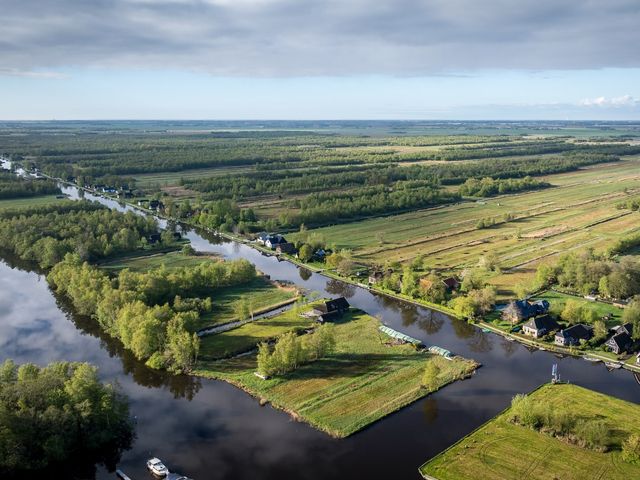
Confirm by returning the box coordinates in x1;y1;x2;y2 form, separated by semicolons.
422;361;441;391
298;244;314;262
307;323;336;361
0;360;132;475
622;434;640;464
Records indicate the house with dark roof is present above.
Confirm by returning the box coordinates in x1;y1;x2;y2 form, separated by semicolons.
613;323;634;337
310;297;350;322
502;299;550;324
555;324;593;346
264;234;287;249
149;200;164;211
522;314;559;338
275;242;296;255
605;331;633;354
369;270;384;285
255;232;269;244
442;277;460;291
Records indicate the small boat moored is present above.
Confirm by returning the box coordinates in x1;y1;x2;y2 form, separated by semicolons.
147;457;170;477
604;362;623;370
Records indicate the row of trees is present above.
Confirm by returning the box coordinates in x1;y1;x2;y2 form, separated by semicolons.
458;176;549;197
0;170;60;199
257;324;336;377
0;201;160;267
0;360;132;474
534;249;640;300
47;254;257;372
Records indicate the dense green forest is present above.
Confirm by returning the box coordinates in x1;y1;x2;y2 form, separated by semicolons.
5;130;638;179
0;202;162;267
0;170;60;199
458;176;549;197
48;254;257;372
0;360;132;476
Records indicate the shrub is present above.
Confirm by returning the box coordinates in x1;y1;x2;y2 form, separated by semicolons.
622;434;640;464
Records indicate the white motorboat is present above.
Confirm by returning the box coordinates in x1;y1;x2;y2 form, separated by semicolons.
147;457;169;477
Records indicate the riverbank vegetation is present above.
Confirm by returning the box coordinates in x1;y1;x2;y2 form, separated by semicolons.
0;169;60;199
419;384;640;480
0;360;133;476
199;303;316;360
194;309;478;437
0;201;162;267
48;253;261;372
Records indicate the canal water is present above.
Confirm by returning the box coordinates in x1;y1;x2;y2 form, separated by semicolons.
0;179;638;479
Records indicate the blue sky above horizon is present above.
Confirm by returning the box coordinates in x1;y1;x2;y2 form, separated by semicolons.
2;0;640;120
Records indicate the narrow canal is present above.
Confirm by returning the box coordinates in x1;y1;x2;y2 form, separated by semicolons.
0;177;638;479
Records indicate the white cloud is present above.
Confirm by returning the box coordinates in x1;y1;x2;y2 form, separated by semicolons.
579;95;639;107
0;68;68;79
1;0;640;76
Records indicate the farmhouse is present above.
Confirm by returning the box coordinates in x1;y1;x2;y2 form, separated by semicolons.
442;277;460;292
369;270;384;284
310;297;350;323
522;314;559;338
275;242;296;255
605;323;634;354
555;324;593;346
149;200;164;211
502;299;550;324
605;332;633;354
259;234;288;249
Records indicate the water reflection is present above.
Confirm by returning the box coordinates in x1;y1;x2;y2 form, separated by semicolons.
422;397;439;425
324;278;356;298
298;267;312;282
0;178;638;480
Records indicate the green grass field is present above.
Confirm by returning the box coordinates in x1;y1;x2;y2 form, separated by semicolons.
99;250;219;271
419;383;640;480
294;157;640;298
195;310;478;437
0;195;68;209
533;291;625;325
198;277;299;329
198;302;312;359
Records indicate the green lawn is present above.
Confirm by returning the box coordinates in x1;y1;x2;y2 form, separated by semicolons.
0;195;68;209
195;310;478;437
198;277;299;328
533;290;625;326
99;250;218;272
198;302;312;359
420;383;640;480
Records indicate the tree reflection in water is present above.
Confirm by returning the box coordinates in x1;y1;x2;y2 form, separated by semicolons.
298;266;312;281
55;295;202;400
325;278;356;298
415;309;445;335
500;336;519;357
422;397;439;425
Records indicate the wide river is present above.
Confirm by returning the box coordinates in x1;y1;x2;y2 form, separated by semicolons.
1;181;639;480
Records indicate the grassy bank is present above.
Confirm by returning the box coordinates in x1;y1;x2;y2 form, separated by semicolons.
0;195;68;209
194;310;478;437
198;301;311;359
420;383;640;480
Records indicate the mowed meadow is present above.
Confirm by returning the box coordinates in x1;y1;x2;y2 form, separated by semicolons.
300;156;640;297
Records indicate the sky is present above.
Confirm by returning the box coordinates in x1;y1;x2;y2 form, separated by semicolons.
1;0;640;120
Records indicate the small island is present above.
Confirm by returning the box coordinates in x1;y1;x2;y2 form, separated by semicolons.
195;306;478;438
